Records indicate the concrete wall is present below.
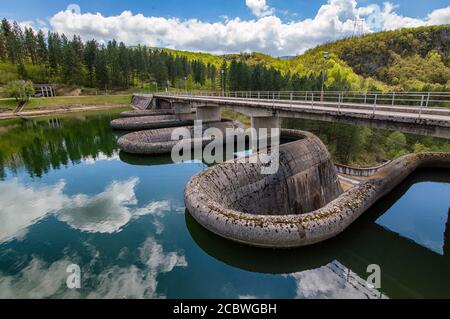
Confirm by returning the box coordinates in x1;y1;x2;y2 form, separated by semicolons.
185;129;343;217
196;105;222;123
335;161;391;177
131;94;153;110
111;114;195;130
118;120;245;155
184;131;450;248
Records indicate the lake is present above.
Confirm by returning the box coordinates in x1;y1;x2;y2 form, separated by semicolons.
0;109;449;298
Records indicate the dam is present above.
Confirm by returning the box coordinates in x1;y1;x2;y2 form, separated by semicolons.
113;93;450;248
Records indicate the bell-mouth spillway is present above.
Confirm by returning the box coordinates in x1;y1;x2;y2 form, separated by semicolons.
117;119;245;155
184;130;450;248
113;96;450;249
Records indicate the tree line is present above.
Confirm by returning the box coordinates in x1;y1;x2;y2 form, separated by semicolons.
0;18;328;92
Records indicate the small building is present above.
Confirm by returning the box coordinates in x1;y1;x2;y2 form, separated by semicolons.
34;84;56;97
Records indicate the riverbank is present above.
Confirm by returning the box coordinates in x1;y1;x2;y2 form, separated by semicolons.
0;95;132;119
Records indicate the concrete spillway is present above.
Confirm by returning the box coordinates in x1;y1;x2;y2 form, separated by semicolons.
184;131;450;248
111;114;195;130
118;120;245;155
120;110;174;117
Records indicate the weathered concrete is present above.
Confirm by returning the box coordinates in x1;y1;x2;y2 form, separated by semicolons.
335;161;391;177
111;114;195;131
118;120;244;155
196;105;222;123
121;109;174;118
184;130;450;248
173;102;194;121
131;94;153;110
251;116;280;148
155;94;450;139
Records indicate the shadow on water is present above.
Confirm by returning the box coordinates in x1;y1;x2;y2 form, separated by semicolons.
119;151;174;166
185;168;450;298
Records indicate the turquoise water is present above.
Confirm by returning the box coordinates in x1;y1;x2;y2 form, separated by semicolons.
0;110;449;299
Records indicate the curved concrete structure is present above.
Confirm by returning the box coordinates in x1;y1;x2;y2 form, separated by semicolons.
118;120;245;155
120;110;174;118
184;130;450;248
111;114;195;131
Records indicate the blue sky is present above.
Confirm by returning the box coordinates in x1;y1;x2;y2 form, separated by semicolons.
2;0;450;56
2;0;449;22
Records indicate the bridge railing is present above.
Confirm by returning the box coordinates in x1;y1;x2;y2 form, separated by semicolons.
157;90;450;109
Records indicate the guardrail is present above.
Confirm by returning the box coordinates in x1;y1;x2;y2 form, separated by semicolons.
156;90;450;109
335;161;391;177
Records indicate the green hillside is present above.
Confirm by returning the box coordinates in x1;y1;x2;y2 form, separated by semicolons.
1;18;448;95
154;25;450;92
295;25;450;91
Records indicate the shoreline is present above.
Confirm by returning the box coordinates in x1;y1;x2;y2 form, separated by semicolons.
0;104;130;120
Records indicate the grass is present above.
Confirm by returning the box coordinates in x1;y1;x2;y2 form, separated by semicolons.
221;108;250;126
0;95;131;112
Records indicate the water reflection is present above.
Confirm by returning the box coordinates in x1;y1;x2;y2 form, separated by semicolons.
0;177;175;243
0;236;187;298
0;111;122;179
186;168;450;298
1;110;449;299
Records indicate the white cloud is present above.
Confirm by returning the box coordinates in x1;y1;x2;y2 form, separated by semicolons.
289;261;387;299
21;1;450;56
379;3;450;31
0;177;173;243
245;0;274;18
0;237;187;298
0;179;69;243
87;237;187;299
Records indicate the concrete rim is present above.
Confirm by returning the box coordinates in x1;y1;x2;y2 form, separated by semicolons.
184;130;450;248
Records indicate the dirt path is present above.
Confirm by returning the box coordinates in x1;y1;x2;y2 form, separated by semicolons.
0;104;128;120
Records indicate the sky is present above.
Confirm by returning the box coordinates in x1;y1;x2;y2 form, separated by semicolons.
2;0;450;56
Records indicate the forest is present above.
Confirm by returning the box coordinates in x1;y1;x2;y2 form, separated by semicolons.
0;18;325;95
1;18;449;96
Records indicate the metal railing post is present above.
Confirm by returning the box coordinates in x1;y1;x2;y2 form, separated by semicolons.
392;92;395;106
372;94;377;117
425;92;430;108
311;93;314;108
364;93;367;104
338;93;342;113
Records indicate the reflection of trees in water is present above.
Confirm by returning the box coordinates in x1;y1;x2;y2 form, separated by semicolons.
283;118;450;166
0;112;119;179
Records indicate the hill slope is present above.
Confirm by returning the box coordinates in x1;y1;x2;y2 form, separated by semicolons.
298;25;450;91
167;24;450;91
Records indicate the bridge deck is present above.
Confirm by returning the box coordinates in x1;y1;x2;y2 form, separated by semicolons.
155;94;450;121
154;94;450;138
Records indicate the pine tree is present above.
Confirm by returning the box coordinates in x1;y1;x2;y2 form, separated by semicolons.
84;40;97;87
36;30;48;64
24;27;37;64
0;29;6;62
95;48;109;90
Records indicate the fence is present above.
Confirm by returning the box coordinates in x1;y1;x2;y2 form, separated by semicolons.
157;90;450;109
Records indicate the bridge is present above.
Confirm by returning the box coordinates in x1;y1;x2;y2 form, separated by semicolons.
152;91;450;139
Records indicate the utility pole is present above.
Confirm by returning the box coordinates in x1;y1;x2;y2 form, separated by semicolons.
321;52;329;102
221;69;225;96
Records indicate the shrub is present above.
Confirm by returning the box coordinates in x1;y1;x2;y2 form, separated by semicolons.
4;80;35;102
